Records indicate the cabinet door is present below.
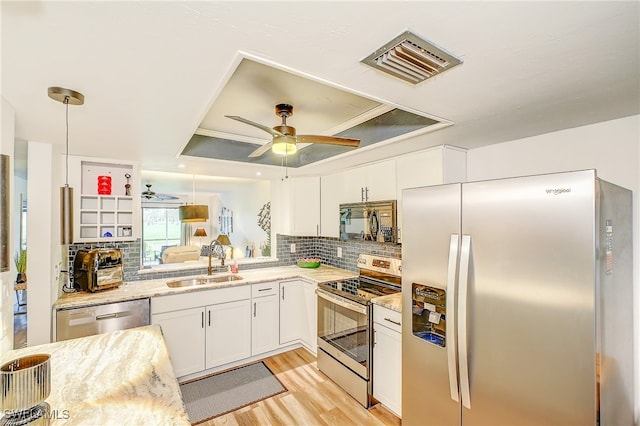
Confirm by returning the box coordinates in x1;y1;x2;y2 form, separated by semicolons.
279;280;304;344
341;167;367;203
152;307;205;377
300;280;318;353
365;160;397;201
373;321;402;417
206;300;251;369
291;176;320;236
395;147;467;242
320;173;343;238
252;294;280;355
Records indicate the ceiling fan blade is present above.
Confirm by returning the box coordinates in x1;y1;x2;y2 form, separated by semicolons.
225;115;284;137
297;135;360;147
248;141;273;158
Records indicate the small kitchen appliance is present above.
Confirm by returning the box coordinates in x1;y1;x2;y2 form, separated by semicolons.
339;200;397;243
316;254;401;408
73;248;124;292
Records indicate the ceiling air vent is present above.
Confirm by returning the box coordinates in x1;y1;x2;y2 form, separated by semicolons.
361;30;462;85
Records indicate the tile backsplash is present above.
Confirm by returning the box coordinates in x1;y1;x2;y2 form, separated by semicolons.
66;235;401;286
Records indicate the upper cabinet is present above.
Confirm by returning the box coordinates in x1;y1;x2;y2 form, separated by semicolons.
287;176;320;236
342;160;397;203
319;159;396;238
67;155;141;243
396;145;466;241
319;173;343;238
280;145;466;240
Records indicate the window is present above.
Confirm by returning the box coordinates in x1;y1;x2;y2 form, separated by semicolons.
142;207;181;265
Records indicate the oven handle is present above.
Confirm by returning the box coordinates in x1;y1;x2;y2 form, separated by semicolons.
316;288;368;315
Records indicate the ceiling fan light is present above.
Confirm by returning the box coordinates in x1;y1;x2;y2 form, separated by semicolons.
272;135;297;156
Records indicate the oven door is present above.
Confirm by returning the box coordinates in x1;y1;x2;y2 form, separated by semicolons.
316;288;370;379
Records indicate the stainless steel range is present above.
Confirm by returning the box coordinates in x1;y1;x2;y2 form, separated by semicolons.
316;254;401;408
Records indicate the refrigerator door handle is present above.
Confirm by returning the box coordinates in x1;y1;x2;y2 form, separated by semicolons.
446;234;460;403
458;234;472;409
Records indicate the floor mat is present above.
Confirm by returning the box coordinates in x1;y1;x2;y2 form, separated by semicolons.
180;361;287;424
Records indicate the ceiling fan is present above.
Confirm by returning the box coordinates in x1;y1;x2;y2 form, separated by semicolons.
226;103;360;158
141;184;179;201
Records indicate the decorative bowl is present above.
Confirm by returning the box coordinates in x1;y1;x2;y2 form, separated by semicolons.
297;258;321;268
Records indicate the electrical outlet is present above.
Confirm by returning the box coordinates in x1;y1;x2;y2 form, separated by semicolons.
337;247;343;258
290;243;296;253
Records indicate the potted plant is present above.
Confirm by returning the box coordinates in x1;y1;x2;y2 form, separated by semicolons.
14;249;27;284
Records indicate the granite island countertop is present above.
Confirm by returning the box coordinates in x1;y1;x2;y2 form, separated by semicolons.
54;264;358;310
0;325;189;425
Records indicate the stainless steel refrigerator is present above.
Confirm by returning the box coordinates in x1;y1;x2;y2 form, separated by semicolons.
401;170;633;426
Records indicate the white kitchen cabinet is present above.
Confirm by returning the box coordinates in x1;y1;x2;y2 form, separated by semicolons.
319;173;343;238
152;307;205;377
342;160;397;203
251;282;279;355
67;155;140;243
279;279;304;345
290;176;320;236
279;278;317;352
301;280;318;353
206;299;251;368
396;145;466;241
151;286;251;377
373;304;402;417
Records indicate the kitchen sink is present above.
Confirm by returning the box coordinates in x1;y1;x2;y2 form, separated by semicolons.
207;275;243;283
166;275;243;288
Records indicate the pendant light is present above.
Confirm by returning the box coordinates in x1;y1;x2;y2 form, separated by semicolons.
48;87;84;245
179;174;209;222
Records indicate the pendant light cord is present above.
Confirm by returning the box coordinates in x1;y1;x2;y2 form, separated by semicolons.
64;95;70;187
281;144;289;181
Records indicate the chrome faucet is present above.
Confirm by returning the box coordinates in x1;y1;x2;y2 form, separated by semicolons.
207;240;225;275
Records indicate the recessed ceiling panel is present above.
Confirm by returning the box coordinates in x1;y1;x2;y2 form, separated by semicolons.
184;108;443;167
183;57;447;167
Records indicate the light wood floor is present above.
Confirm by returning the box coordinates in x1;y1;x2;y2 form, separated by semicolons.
14;310;27;349
203;348;400;426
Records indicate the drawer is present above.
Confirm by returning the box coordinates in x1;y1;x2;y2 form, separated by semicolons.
152;285;250;314
373;304;402;333
252;281;278;298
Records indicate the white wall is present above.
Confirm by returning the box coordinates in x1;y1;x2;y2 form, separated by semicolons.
218;180;270;258
0;97;16;356
26;141;59;345
467;114;640;420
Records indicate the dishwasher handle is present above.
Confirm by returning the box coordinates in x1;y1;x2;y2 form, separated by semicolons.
96;312;119;320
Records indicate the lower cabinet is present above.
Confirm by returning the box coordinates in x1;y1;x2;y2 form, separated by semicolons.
151;286;251;378
279;279;304;345
205;299;251;368
152;306;206;377
152;279;318;379
251;282;279;355
373;304;402;417
279;279;317;352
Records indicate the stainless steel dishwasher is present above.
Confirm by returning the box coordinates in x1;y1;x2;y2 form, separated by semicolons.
56;298;150;341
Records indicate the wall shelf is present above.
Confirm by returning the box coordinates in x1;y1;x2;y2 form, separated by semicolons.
68;155;140;243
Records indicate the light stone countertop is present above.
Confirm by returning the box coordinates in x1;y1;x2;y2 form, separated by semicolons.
54;264;358;310
0;325;189;425
371;292;402;313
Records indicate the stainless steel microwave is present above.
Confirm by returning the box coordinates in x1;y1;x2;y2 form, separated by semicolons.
339;200;397;243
